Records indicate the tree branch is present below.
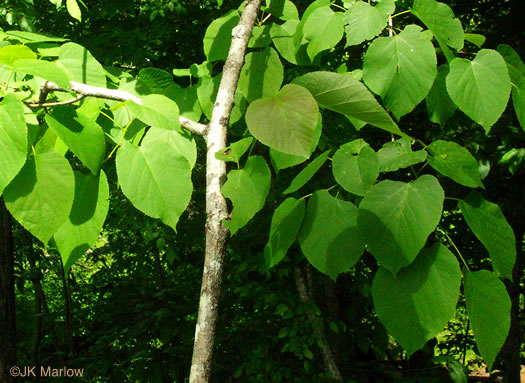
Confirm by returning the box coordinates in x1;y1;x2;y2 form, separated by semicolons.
189;1;262;382
30;81;207;136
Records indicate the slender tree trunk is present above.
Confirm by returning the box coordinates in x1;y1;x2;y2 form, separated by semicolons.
189;1;262;382
22;230;60;365
59;257;75;356
294;265;343;382
0;199;16;383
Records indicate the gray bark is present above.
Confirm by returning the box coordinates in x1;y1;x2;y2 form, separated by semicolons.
189;1;262;382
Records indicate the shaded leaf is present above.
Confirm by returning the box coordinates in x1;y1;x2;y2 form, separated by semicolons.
427;140;483;188
372;243;461;355
459;192;516;280
358;175;444;273
238;47;283;102
464;270;511;369
283;150;330;194
333;145;379;196
298;190;364;280
222;156;271;235
54;171;109;272
45;106;105;175
203;10;240;62
264;198;305;268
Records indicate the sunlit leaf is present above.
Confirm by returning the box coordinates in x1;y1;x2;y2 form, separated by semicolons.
446;49;511;131
363;25;437;119
246;84;319;157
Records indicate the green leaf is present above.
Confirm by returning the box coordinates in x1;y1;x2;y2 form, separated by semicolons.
248;25;272;48
126;94;180;131
512;75;525;131
358;175;444;274
0;95;28;195
459;192;516;280
344;0;395;47
270;20;303;65
238;47;283;102
196;74;221;119
464;270;511;369
139;68;173;93
363;24;438;119
497;44;525;130
303;6;345;61
203;10;240;62
427;140;483;188
246;84;319;157
14;59;70;88
5;31;68;43
222;156;271;236
66;0;82;21
264;0;299;20
264;198;305;268
165;83;202;122
426;64;457;125
372;243;461;355
464;33;486;48
57;43;106;87
333;144;378;196
411;0;464;51
0;45;36;66
298;190;364;280
215;137;253;164
283;150;330;194
269;113;323;173
446;49;511;131
116;128;194;232
377;138;427;172
54;170;109;272
4;149;74;244
45;106;105;175
293;71;403;136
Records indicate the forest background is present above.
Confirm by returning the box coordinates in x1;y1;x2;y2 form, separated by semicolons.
0;0;523;382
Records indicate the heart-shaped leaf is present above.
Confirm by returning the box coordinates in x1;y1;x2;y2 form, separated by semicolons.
246;84;318;157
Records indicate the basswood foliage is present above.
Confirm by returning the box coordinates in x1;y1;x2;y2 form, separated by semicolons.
0;0;521;374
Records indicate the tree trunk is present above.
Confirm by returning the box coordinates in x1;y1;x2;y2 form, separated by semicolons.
23;230;61;365
0;199;16;383
59;257;75;356
294;265;343;382
189;1;262;382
